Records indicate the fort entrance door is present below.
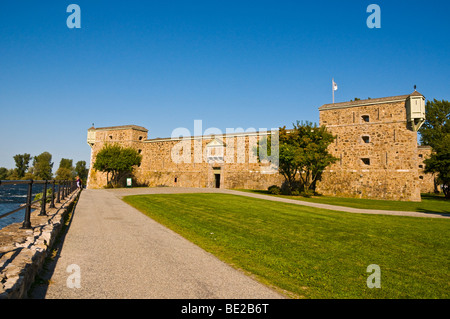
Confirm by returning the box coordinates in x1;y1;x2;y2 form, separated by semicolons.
215;174;221;188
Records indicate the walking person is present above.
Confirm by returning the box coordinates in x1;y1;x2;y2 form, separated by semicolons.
76;176;82;190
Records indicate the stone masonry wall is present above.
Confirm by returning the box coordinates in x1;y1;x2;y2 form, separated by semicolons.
417;145;436;193
0;190;80;299
86;94;435;201
88;128;283;190
316;100;422;201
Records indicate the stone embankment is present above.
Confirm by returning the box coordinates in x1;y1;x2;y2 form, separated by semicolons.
0;190;80;299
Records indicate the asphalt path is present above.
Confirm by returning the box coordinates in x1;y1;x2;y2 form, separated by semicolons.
32;188;286;299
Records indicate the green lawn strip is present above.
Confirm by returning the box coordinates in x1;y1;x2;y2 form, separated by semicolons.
122;193;450;299
235;189;450;214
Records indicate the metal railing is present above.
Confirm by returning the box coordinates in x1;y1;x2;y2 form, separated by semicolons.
0;180;78;229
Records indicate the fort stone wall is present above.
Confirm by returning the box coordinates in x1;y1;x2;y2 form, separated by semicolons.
86;91;434;202
87;127;283;190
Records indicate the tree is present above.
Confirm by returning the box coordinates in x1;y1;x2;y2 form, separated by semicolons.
56;158;75;181
32;152;53;180
420;99;450;147
258;121;338;194
424;135;450;199
13;153;31;179
93;144;142;187
0;167;9;180
419;99;450;198
75;160;88;182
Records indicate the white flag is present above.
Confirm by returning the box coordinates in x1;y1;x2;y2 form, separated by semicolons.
333;80;338;91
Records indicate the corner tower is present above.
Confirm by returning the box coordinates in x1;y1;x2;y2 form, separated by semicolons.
86;125;148;189
316;91;425;201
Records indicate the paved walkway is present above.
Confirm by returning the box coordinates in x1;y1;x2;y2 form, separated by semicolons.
32;187;448;299
32;188;286;299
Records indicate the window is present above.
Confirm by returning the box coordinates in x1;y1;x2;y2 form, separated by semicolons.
419;164;423;169
362;115;370;123
109;135;113;139
361;158;370;165
419;176;424;180
362;136;370;143
418;154;423;158
139;136;143;141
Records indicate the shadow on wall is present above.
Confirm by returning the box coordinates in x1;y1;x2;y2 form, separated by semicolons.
104;173;149;189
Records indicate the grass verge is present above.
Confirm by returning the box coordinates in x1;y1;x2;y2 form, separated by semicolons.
123;193;450;299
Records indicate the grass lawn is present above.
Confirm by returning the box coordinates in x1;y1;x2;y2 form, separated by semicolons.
235;189;450;215
123;193;450;299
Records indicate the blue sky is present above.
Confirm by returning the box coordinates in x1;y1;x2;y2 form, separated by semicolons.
0;0;449;170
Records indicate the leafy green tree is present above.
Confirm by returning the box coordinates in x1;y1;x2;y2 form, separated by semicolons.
13;153;31;179
420;99;450;198
420;99;450;148
5;169;18;180
93;144;142;187
258;121;338;194
56;158;75;181
75;160;89;183
0;167;9;180
32;152;53;180
424;135;450;199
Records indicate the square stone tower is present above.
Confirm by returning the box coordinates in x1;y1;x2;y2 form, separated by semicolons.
316;91;426;201
86;125;148;188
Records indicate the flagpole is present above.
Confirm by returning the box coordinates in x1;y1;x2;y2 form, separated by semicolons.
332;78;335;104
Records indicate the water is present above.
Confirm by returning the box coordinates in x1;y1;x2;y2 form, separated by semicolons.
0;183;45;230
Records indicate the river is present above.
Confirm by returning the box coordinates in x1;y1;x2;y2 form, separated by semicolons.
0;183;45;230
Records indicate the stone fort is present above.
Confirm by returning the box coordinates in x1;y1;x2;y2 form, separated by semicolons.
86;91;434;202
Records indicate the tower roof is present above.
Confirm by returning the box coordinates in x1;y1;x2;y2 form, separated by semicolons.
319;91;424;111
88;125;148;132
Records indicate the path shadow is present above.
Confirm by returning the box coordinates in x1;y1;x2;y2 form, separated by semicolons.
27;193;81;299
415;208;450;217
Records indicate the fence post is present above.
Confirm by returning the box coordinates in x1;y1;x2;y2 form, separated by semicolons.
39;180;48;216
56;181;61;203
50;180;56;208
61;181;66;200
21;180;33;229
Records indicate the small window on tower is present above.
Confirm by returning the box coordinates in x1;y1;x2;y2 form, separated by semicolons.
361;158;371;165
362;115;370;123
362;136;370;143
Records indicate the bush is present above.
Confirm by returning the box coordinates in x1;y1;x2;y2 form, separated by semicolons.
268;185;281;195
300;190;314;197
291;190;300;196
33;188;53;203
